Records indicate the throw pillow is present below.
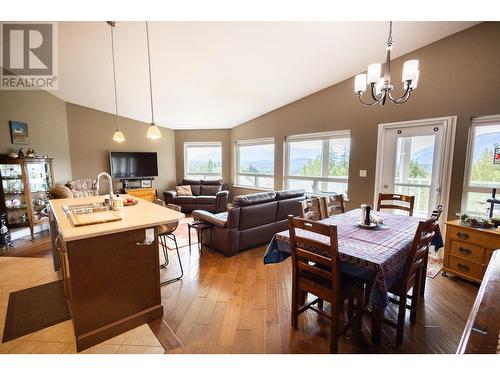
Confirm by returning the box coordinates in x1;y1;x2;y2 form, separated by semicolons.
176;185;193;196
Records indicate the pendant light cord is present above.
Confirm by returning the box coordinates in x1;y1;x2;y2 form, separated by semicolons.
146;21;155;125
109;22;120;131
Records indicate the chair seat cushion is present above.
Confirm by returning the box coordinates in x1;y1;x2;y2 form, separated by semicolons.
195;195;217;204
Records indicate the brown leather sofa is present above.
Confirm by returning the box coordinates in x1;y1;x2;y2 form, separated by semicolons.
163;179;229;213
192;189;305;256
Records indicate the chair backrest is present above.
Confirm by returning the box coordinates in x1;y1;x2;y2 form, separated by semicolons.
288;215;340;302
402;218;438;289
320;194;345;218
377;193;415;216
431;204;443;220
299;197;322;221
154;200;181;233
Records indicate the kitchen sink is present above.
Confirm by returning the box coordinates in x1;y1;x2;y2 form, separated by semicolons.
62;202;122;226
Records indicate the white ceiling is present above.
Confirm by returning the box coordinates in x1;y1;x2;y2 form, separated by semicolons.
55;21;478;129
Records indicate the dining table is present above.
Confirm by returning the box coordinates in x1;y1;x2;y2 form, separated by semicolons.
263;208;443;344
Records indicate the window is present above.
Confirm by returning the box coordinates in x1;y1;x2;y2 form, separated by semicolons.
184;142;222;180
285;131;350;196
462;115;500;215
235;138;275;189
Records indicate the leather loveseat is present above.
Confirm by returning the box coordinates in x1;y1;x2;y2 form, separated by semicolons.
163;179;229;213
192;189;305;256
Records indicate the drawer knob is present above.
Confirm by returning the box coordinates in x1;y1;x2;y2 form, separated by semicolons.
458;247;471;255
457;263;470;272
456;232;469;240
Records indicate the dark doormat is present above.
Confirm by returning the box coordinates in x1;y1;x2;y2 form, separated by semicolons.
2;280;70;343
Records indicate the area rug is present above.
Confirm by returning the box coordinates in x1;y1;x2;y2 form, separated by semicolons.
2;280;70;342
165;216;198;250
426;256;443;278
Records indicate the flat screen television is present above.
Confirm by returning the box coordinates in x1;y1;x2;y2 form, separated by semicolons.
109;152;158;179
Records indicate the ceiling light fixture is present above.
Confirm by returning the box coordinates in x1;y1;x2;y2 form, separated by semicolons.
145;21;162;140
107;21;125;143
354;21;419;106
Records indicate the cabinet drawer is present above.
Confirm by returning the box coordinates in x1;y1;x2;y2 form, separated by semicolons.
449;240;484;263
448;255;482;280
448;226;500;248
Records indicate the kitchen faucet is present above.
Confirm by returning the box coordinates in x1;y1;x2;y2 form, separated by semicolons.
96;172;115;206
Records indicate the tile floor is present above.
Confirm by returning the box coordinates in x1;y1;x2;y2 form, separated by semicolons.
0;257;165;354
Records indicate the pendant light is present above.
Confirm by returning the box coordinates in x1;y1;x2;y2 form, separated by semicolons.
107;21;125;143
145;21;162;140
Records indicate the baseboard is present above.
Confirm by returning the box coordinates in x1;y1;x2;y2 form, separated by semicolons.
10;225;50;240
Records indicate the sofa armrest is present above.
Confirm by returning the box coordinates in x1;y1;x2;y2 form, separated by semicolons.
192;210;227;228
163;190;177;204
215;190;229;213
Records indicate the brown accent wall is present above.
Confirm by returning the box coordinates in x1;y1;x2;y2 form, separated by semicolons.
230;22;500;217
174;129;232;184
0;90;72;184
66;103;176;193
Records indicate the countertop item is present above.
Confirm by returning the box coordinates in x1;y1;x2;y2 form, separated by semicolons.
49;194;184;242
458;250;500;353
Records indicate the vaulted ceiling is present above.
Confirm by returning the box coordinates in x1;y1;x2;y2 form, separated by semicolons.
54;21;478;129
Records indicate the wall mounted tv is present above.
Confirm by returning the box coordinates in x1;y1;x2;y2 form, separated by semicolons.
109;152;158;179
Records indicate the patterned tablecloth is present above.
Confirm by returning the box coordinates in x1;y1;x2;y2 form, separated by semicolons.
264;209;442;309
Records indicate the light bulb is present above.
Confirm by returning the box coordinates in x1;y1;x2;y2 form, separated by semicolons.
113;129;125;143
147;123;162;140
405;70;419;90
354;74;367;93
367;63;381;84
375;78;384;96
402;60;419;82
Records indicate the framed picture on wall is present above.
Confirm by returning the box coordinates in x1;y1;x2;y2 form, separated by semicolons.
9;121;29;145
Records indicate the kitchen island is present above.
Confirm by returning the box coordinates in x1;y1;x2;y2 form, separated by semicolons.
49;194;183;352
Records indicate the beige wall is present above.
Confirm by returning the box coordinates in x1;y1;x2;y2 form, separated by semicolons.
174;129;232;183
0;90;72;184
66;103;177;193
230;22;500;217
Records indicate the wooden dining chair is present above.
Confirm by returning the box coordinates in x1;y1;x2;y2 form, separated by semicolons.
320;194;345;218
419;204;444;296
299;197;323;221
384;217;438;347
288;215;364;353
377;193;415;216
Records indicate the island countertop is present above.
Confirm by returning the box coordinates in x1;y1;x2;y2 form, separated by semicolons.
49;194;184;242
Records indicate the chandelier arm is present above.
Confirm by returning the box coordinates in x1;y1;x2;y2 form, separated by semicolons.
369;83;385;102
357;93;380;106
388;85;412;104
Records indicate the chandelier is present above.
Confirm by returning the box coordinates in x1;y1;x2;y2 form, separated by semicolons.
354;21;419;106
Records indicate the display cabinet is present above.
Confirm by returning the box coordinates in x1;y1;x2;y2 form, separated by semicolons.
0;156;55;240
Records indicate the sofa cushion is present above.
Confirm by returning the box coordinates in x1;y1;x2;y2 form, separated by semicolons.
275;189;305;201
200;185;221;196
232;192;276;207
175;185;193;196
201;179;223;186
276;196;304;221
238;201;277;230
182;179;201;186
194;195;217;204
174;196;195;204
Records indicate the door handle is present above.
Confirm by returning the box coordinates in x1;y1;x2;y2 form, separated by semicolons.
457;263;470;272
456;232;469;240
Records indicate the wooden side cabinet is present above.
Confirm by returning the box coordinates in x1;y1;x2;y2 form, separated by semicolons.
443;220;500;283
122;188;157;202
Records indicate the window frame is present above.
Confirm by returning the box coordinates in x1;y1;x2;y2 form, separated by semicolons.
234;137;275;190
461;114;500;213
284;130;351;196
183;141;222;180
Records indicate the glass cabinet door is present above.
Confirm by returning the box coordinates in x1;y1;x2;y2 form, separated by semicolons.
0;163;28;225
26;162;53;224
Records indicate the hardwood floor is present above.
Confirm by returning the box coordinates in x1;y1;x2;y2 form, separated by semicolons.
0;231;52;258
159;244;479;354
2;230;479;353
